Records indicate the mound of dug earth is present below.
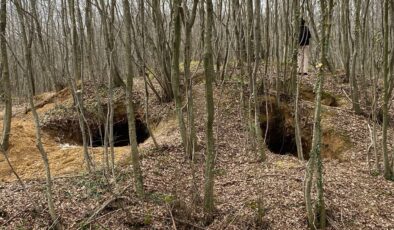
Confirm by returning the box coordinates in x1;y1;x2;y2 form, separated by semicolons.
41;82;149;147
300;85;339;107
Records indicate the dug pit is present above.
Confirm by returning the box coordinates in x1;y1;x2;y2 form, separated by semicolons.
42;104;150;147
260;96;349;160
90;119;150;147
40;82;151;147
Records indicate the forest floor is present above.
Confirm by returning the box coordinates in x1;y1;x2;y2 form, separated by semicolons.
1;70;394;229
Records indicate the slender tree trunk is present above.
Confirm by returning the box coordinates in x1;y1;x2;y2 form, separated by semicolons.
96;0;125;88
292;0;304;160
171;0;188;158
66;0;92;173
107;47;115;176
183;0;200;203
152;0;173;101
184;0;199;159
253;0;265;161
295;71;304;160
123;0;145;197
371;60;380;172
283;0;290;93
14;0;61;227
305;0;331;228
68;0;81;82
246;0;255;149
350;0;362;114
76;91;93;173
0;0;24;189
290;0;300;94
342;1;351;84
0;0;11;151
85;0;106;151
232;0;242;67
31;0;62;91
382;0;392;180
203;0;216;223
139;0;159;149
274;0;281;104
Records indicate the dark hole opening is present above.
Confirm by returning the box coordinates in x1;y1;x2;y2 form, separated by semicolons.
263;110;298;155
91;119;150;147
266;130;297;155
261;98;311;158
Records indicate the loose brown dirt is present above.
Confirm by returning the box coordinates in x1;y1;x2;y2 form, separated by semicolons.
0;80;172;182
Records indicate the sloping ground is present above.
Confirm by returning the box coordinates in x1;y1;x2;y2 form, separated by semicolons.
0;99;131;182
0;79;171;182
1;74;394;229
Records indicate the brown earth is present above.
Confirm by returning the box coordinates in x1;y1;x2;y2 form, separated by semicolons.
0;90;131;182
1;74;394;229
0;80;171;182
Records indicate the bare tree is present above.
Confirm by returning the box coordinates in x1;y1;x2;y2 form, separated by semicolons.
123;0;145;197
152;0;173;101
65;0;93;173
304;0;333;228
203;0;216;223
14;0;61;227
96;0;125;88
350;0;362;114
31;0;62;91
0;0;10;151
171;0;188;158
381;0;392;180
253;0;265;161
183;0;199;160
292;0;304;160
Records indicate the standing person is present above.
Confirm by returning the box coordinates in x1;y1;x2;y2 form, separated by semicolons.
298;18;312;75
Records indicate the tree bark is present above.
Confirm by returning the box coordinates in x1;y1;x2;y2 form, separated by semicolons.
0;0;11;151
123;0;145;197
253;0;265;161
14;0;61;227
292;0;304;160
203;0;216;223
304;0;332;228
350;0;362;114
171;0;188;158
382;0;392;180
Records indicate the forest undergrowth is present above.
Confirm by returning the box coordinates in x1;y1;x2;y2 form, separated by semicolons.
1;72;394;229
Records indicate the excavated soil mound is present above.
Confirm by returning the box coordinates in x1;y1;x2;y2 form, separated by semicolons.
300;86;339;107
0;79;175;182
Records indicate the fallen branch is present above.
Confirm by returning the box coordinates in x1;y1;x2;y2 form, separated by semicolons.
23;96;55;115
166;203;177;230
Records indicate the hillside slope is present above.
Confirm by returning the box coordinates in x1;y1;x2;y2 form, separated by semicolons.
0;75;394;229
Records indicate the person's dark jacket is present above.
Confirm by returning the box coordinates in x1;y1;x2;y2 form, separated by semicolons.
299;21;311;46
